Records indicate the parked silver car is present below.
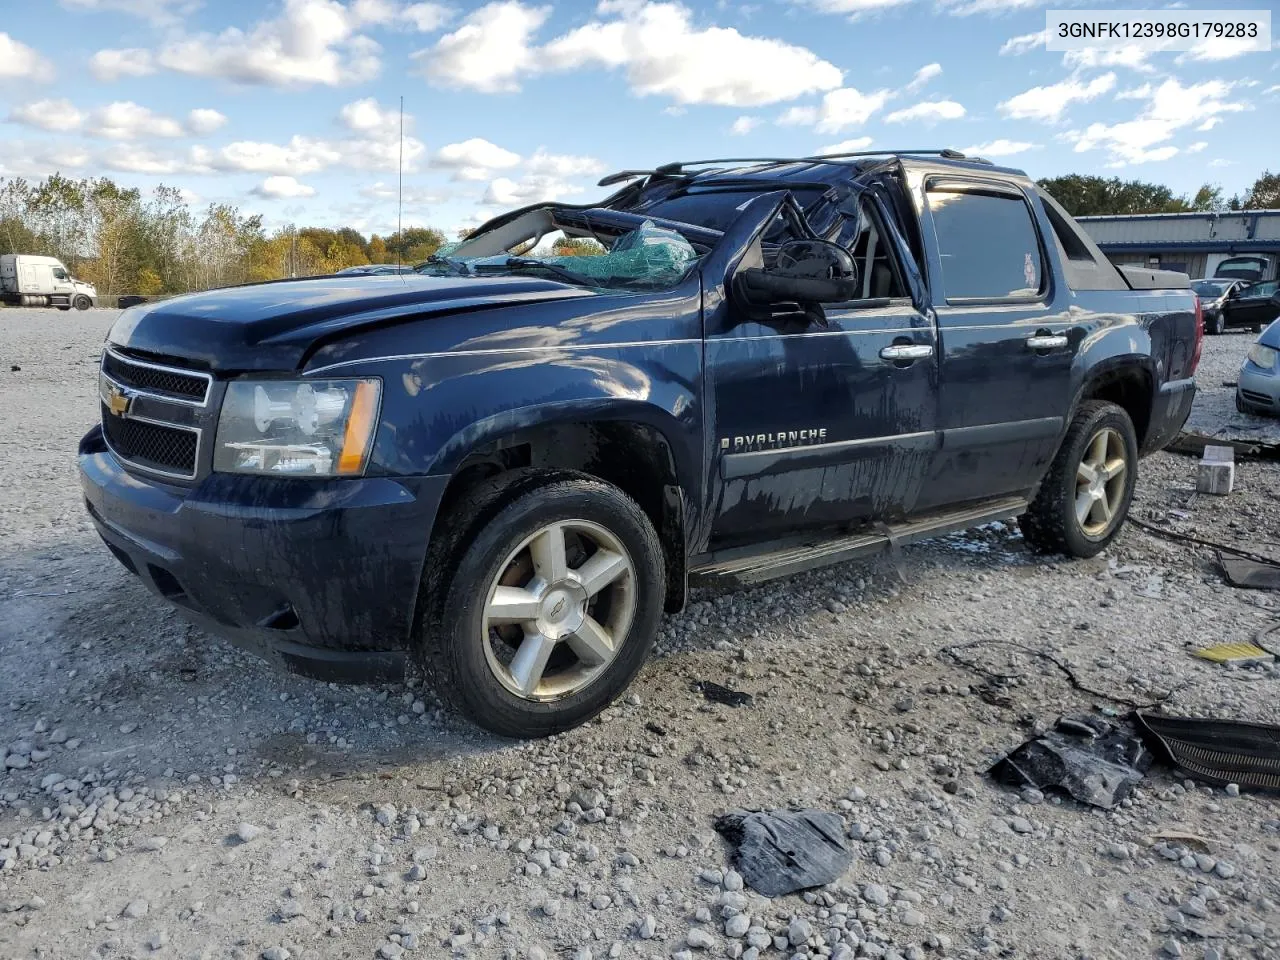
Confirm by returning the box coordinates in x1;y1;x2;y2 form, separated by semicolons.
1237;319;1280;415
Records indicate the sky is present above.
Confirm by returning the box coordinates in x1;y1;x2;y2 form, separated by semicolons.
0;0;1276;239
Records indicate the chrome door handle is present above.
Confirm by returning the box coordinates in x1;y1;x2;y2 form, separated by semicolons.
879;344;934;361
1026;334;1068;350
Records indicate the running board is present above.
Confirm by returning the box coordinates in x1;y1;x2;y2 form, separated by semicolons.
689;496;1028;588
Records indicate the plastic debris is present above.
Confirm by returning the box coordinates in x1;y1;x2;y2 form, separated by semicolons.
714;809;852;897
1194;642;1274;665
694;680;753;708
990;716;1153;809
1196;444;1235;495
1220;555;1280;591
1136;713;1280;791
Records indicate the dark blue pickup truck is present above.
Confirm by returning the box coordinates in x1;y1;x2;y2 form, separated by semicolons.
80;150;1201;737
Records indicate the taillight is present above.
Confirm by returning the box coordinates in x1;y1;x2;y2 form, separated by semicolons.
1189;294;1204;375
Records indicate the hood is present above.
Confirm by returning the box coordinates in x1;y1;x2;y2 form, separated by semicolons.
107;273;597;372
1259;319;1280;350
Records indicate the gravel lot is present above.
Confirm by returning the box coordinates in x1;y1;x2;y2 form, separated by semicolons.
2;309;1279;960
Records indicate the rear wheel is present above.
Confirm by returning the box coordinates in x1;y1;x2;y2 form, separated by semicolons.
1020;400;1138;558
418;473;665;738
1207;312;1224;335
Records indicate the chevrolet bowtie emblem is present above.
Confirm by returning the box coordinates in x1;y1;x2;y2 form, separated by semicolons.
105;384;131;417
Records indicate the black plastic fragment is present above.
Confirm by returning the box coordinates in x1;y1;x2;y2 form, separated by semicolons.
695;680;753;707
990;715;1152;809
714;809;852;897
1220;555;1280;591
1136;713;1280;791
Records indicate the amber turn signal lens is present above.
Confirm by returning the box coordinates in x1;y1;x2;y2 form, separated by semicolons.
336;380;381;475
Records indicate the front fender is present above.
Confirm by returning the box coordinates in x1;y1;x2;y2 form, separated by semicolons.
371;344;704;495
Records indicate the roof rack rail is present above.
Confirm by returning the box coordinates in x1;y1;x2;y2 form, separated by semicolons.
595;150;981;187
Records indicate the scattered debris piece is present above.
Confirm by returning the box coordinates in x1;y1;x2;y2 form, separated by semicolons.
694;680;753;708
9;365;18;372
1219;554;1280;591
644;721;667;737
1136;713;1280;791
990;716;1153;809
1196;444;1234;495
714;809;852;897
1167;431;1280;462
1149;831;1212;854
1194;642;1274;666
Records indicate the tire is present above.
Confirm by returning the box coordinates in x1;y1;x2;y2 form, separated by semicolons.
1207;312;1224;335
1019;400;1138;558
418;472;665;738
74;295;92;311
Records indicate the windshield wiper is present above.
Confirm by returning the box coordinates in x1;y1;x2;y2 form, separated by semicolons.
475;258;593;286
417;253;469;276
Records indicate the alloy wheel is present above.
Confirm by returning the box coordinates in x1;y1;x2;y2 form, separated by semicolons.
481;520;636;701
1074;427;1127;538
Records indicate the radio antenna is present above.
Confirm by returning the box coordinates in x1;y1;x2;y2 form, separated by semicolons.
396;94;404;270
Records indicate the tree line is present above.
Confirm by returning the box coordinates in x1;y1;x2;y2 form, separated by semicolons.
1;170;1276;297
0;174;457;297
1037;171;1279;217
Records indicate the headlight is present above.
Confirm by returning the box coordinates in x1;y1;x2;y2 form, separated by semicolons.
214;378;381;476
1248;343;1278;371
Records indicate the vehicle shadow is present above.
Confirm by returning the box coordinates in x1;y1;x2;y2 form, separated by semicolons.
0;522;1043;794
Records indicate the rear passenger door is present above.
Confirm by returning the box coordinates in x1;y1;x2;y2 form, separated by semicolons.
913;176;1076;511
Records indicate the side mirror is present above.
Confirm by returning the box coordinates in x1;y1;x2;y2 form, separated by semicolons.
735;239;860;306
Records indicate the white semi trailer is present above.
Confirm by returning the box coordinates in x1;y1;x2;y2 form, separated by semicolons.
0;254;98;309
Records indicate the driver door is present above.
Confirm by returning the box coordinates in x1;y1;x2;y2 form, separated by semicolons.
705;197;938;549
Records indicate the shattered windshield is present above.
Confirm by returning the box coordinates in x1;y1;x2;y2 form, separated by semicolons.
416;218;699;292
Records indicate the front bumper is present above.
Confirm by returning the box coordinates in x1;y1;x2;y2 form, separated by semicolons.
1238;363;1279;413
79;426;449;682
1142;377;1196;454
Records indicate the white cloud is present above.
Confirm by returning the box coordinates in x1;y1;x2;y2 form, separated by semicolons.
9;99;85;132
60;0;198;25
939;0;1047;14
0;33;55;82
1186;141;1208;153
89;101;185;139
818;136;873;155
416;1;549;93
338;97;403;137
196;137;340;175
778;106;818;126
905;63;941;93
999;30;1045;55
812;87;893;132
483;174;584;206
802;0;912;11
960;139;1038;157
402;1;451;30
1070;78;1244;165
89;48;156;81
1266;85;1280;96
999;73;1116;122
540;2;843;106
1198;117;1222;132
253;175;317;198
1063;45;1153;73
99;144;195;175
187;108;228;135
155;0;385;87
884;99;965;123
1179;36;1263;63
1208;158;1235;168
434;138;521;181
731;115;761;135
526;149;605;178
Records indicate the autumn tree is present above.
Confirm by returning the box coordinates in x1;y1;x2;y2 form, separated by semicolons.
1242;171;1280;210
1037;174;1224;216
551;237;606;257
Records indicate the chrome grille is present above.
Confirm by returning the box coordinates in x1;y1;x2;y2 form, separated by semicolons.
102;349;211;404
99;350;211;480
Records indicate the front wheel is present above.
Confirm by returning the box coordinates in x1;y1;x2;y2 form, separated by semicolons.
419;474;665;738
1020;400;1138;558
74;295;92;311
